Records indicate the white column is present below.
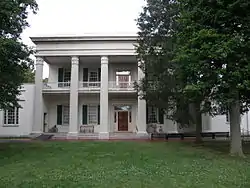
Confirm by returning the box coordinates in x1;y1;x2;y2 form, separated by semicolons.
99;56;109;139
68;56;79;138
137;61;148;137
33;57;44;134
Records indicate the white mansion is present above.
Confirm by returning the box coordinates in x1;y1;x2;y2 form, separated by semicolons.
0;35;249;138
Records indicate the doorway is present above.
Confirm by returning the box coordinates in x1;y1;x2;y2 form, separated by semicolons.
118;111;128;131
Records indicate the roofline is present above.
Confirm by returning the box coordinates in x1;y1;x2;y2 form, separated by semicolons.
30;34;138;43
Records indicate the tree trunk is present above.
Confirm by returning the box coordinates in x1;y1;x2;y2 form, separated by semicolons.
189;103;202;143
229;100;244;157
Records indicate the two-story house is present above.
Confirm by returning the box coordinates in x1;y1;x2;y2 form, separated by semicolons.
0;34;249;139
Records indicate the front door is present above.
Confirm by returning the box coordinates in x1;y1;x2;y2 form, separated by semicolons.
118;111;128;131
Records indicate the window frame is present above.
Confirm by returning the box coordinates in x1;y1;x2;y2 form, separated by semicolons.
147;106;159;124
3;107;19;127
87;105;98;125
62;105;70;126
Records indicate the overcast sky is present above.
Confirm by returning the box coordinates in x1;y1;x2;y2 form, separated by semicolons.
21;0;145;77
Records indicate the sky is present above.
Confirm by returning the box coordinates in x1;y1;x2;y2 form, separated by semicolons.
21;0;146;78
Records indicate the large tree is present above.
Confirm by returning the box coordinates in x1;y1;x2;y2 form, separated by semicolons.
137;0;250;156
176;0;250;156
136;0;206;143
0;0;38;109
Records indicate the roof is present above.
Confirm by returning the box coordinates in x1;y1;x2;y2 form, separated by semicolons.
30;34;138;44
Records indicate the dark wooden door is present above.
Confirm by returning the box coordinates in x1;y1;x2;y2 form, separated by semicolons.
118;111;128;131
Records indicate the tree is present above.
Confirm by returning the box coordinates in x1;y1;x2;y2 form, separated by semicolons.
136;0;205;143
23;68;35;83
176;0;250;157
0;0;38;109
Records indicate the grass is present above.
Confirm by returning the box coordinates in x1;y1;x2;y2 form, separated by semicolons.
0;141;250;188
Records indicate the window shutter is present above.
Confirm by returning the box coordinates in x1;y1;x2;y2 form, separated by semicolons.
146;104;149;124
82;105;88;124
57;105;62;125
98;68;101;81
158;108;164;124
58;68;64;82
98;105;100;124
83;68;88;82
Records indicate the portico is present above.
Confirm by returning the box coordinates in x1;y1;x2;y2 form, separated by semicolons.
31;35;148;139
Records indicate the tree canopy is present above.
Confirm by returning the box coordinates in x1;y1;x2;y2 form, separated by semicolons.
137;0;250;156
0;0;38;109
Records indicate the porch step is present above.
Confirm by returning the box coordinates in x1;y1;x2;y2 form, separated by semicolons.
109;133;149;140
34;134;54;141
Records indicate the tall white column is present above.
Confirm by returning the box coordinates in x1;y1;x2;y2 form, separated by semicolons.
99;56;109;139
137;61;148;137
68;56;79;139
33;56;44;134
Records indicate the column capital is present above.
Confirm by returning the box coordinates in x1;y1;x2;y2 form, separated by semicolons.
101;56;108;64
36;56;44;66
71;56;79;65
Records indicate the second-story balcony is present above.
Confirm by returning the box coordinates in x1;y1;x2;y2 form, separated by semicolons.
108;81;136;92
79;82;101;92
43;82;71;92
43;81;136;93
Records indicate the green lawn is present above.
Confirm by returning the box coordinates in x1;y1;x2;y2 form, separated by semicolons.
0;141;250;188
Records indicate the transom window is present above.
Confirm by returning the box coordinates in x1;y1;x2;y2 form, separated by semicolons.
4;107;19;126
148;106;158;123
88;105;98;124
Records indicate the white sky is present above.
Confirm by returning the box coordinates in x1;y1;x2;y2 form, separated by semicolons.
21;0;145;78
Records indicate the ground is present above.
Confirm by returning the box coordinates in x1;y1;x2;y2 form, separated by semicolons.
0;141;250;188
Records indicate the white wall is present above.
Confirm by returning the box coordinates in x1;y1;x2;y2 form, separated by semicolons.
44;94;70;133
78;94;100;133
0;84;35;136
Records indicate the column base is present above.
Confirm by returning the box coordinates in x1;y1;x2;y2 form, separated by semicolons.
67;132;78;139
99;132;110;139
136;131;149;139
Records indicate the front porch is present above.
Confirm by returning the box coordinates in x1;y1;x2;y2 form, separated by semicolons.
42;93;148;139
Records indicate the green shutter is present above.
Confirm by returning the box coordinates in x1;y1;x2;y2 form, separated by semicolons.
98;105;100;124
83;68;88;82
158;108;164;124
58;68;64;82
98;68;101;81
57;105;62;125
146;104;149;124
82;105;88;124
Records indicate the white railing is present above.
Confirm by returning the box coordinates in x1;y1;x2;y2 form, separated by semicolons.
43;82;70;90
79;82;101;90
109;81;135;91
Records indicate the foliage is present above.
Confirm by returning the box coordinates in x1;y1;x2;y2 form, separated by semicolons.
0;0;38;109
23;68;35;83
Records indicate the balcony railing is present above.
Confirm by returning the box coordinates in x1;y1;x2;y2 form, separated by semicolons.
79;82;101;91
43;82;70;90
109;81;135;91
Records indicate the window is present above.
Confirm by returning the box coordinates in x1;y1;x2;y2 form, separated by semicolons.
63;106;69;125
88;105;98;124
89;71;99;87
148;106;158;123
4;107;19;126
116;71;131;88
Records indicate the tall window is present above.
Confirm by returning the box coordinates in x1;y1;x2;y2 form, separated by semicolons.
63;106;69;125
88;105;98;124
4;107;19;126
148;106;158;123
89;71;99;87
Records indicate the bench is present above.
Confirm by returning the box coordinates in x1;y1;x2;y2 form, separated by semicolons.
151;132;230;140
